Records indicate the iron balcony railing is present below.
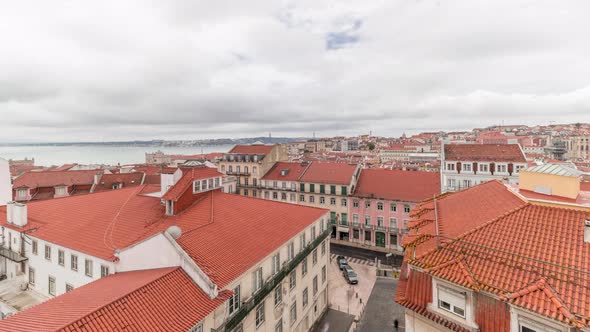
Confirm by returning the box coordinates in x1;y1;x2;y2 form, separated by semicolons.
215;228;331;332
226;170;251;176
363;224;373;230
351;222;360;228
0;247;28;263
375;225;387;232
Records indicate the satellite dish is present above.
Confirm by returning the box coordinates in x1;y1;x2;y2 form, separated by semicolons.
166;226;182;239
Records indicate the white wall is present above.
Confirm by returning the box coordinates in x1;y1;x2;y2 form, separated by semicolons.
116;233;182;272
0;158;11;206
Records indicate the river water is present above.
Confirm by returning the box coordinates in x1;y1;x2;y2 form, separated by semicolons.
0;145;233;166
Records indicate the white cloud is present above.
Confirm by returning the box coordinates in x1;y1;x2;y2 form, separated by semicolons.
0;0;590;142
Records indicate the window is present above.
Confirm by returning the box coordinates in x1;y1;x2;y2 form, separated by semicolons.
272;192;278;199
58;250;65;266
66;283;74;292
272;253;281;275
341;186;347;196
309;184;315;192
44;245;51;261
390;203;397;212
300;233;306;250
244;178;249;186
313;276;318;295
55;186;66;196
330;185;336;195
353;200;359;208
289;271;296;290
319;184;325;194
377;202;383;210
438;287;466;318
28;267;35;285
228;165;233;173
463;179;472;188
273;181;278;188
302;257;308;277
377;216;384;227
228;285;241;315
300;183;305;192
299;194;305;202
302;288;309;307
85;259;93;277
463;163;472;172
353;214;359;223
48;276;56;296
253;166;257;175
253;267;263;293
275;319;283;332
365;200;371;208
101;265;109;278
215;177;220;187
446;163;455;171
309;195;315;203
194;180;201;192
17;188;27;198
312;249;318;265
330;197;336;205
319;196;325;204
265;191;270;199
244;166;249;174
236;166;241;174
365;231;372;241
288;242;295;261
281;192;287;200
32;240;37;255
322;266;327;283
274;284;283;306
321;241;326;256
341;199;347;207
255;302;265;327
479;163;489;172
390;218;398;229
497;164;507;173
290;301;297;325
202;179;208;190
290;193;295;201
404;205;411;213
364;215;371;225
71;254;78;271
311;226;316;240
403;219;409;230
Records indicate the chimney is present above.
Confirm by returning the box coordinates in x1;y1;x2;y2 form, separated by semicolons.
6;202;27;227
0;158;11;206
585;219;590;244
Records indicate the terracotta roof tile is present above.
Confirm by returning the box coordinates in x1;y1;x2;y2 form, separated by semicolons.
353;169;440;202
0;267;227;332
444;144;526;162
299;162;357;185
261;162;310;181
13;170;98;189
228;144;274;155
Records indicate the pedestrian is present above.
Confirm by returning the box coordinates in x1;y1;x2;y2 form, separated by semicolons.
394;319;399;330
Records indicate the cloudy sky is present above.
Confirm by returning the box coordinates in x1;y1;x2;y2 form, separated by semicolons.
1;0;590;142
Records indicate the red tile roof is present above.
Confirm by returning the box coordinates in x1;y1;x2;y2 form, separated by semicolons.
52;164;76;171
262;162;310;181
0;186;327;287
299;162;357;185
13;170;98;189
228;144;274;155
0;267;228;332
353;169;440;202
444;144;526;162
411;204;590;327
162;167;222;201
404;181;526;258
93;172;144;192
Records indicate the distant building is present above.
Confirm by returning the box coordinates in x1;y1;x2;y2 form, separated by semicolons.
566;135;590;160
218;144;288;196
441;143;527;192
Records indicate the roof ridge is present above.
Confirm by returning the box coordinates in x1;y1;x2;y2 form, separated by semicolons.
297;161;313;181
54;267;181;332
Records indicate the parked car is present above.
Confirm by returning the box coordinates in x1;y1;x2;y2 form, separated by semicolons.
337;255;348;270
343;266;358;284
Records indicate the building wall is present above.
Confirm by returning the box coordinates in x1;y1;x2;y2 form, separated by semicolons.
212;213;330;332
519;171;580;199
1;226;116;298
441;160;527;192
404;312;453;332
0;158;11;206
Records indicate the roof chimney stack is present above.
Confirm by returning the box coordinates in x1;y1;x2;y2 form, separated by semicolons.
6;202;27;227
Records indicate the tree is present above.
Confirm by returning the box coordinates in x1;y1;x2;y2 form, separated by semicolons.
367;142;375;150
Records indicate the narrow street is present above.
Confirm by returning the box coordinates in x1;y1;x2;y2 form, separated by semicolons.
330;243;404;267
358;278;405;332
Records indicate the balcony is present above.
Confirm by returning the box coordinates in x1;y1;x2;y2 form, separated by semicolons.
375;225;387;232
0;247;28;263
351;222;360;228
215;228;331;332
226;170;251;176
389;227;398;234
363;224;373;230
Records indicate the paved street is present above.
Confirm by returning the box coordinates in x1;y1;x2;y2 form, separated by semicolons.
330;243;404;267
328;254;376;318
358;277;406;332
312;309;355;332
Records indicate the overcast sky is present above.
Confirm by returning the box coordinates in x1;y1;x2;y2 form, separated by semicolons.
1;0;590;142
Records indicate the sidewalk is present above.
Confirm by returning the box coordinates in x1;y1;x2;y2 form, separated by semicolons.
358;277;405;332
312;309;355;332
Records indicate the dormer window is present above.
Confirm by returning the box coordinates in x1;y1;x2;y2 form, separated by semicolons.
215;177;220;187
55;186;67;196
202;179;208;190
479;163;489;173
438;287;466;317
194;180;201;192
17;189;27;198
584;219;590;243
